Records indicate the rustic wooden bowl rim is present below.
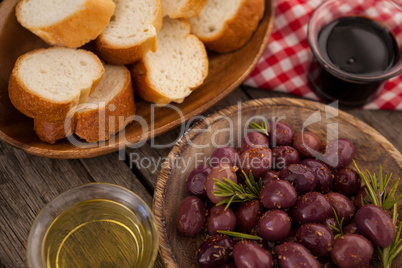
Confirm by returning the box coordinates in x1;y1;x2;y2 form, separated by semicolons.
153;97;402;267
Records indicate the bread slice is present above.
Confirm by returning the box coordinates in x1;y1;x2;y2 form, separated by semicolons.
161;0;207;18
8;47;104;122
94;0;163;65
16;0;115;48
74;64;136;143
34;64;136;144
131;18;208;106
188;0;265;53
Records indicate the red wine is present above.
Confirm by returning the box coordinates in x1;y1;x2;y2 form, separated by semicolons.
309;16;399;106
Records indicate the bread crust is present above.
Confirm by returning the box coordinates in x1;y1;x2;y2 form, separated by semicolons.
130;19;209;106
196;0;265;53
8;48;104;122
34;117;76;144
94;1;163;65
130;60;172;105
33;67;136;144
74;67;136;143
167;0;207;18
16;0;116;49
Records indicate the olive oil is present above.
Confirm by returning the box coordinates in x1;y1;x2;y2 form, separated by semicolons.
42;199;153;268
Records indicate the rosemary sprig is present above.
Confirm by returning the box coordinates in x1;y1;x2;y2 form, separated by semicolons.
328;208;344;239
353;161;402;268
213;170;262;210
353;161;402;210
217;230;263;241
250;120;269;137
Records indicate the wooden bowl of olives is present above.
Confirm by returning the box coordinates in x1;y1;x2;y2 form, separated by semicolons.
153;98;402;267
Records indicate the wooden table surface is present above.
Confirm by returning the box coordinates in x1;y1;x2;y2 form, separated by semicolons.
1;87;401;268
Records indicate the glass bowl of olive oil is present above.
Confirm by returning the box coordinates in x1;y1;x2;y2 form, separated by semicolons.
27;183;159;268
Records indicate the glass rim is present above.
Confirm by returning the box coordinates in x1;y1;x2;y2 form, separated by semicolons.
307;0;402;83
26;183;159;268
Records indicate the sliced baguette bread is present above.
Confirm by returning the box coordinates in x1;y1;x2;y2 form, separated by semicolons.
34;64;136;144
131;17;208;106
95;0;163;65
161;0;207;18
16;0;115;48
188;0;265;53
8;47;104;122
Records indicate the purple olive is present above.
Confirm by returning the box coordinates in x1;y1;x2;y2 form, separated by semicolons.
268;121;295;146
293;132;322;158
260;170;279;185
240;132;269;153
272;146;300;170
279;164;317;194
236;199;264;233
233;241;273;268
206;163;237;204
207;205;236;235
296;223;334;257
276;242;321;268
321;138;355;170
210;146;240;167
260;180;297;209
326;192;356;224
299;159;333;193
334;168;361;196
197;235;234;268
239;147;272;177
177;196;206;236
186;164;212;199
355;204;395;248
291;192;332;224
258;210;291;242
330;234;373;268
343;222;360;235
354;187;371;209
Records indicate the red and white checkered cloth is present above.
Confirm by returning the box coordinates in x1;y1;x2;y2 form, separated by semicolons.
244;0;402;110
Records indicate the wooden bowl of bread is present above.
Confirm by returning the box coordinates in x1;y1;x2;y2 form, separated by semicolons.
0;0;274;158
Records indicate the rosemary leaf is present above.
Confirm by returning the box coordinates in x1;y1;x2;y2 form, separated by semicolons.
385;174;393;190
377;246;385;263
249;121;269;137
332;208;344;236
389;222;402;254
354;161;379;206
364;187;376;206
384;196;402;212
383;178;401;210
212;171;260;209
215;197;234;207
214;179;233;192
328;224;340;233
389;244;402;266
217;230;263;241
379;166;384;192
